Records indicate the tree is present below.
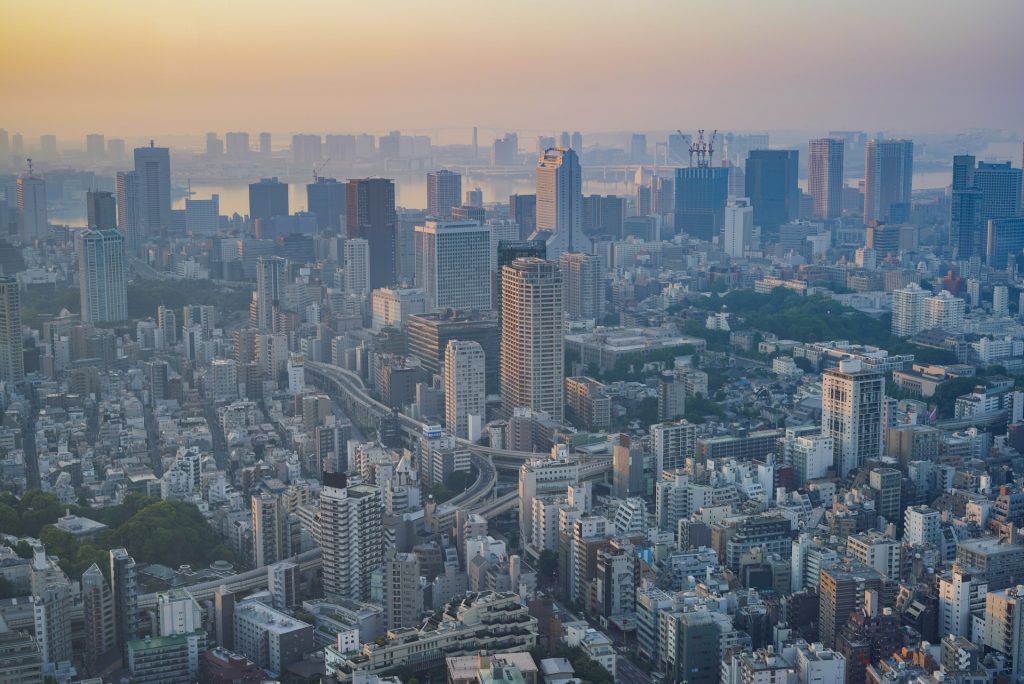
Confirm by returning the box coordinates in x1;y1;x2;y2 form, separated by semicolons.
537;550;558;581
0;503;19;535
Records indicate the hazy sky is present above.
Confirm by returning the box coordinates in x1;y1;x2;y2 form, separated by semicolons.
4;0;1023;139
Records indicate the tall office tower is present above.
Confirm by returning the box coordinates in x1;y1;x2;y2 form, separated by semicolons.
320;473;383;602
133;142;172;239
11;133;23;155
255;256;285;330
415;220;492;311
157;305;177;346
744;149;799;231
630;134;647;163
427;169;462;219
85;133;105;160
78;228;127;323
116;170;142;255
110;548;139;652
559;251;602;321
444;340;486;440
494;239;546;312
975;161;1022;219
258;132;271;156
723;197;754;258
343;238;371;295
16;170;46;243
184;194;219;235
864;139;913;224
993;285;1010;317
491;133;518;166
0;128;8;163
107;138;125;160
347;178;397;288
407;310;500;394
81;563;116;669
251;493;288;568
249;177;289;224
822;359;884;477
225;131;249;156
205;132;223;156
307;176;345;233
536;147;586;257
509;193;537;239
292;134;323;164
808;138;845;219
571;131;582;151
500;258;564;421
891;282;926;337
86;190;117;230
0;277;23;384
147;360;169;405
384;552;423;630
987;217;1024;270
673;166;730;241
38;134;58;160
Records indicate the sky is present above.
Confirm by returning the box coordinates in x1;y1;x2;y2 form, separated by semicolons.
3;0;1023;140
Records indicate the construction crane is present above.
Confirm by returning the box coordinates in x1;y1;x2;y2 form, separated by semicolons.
686;129;718;167
313;157;332;183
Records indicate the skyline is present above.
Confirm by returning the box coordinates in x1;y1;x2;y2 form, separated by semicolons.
3;0;1024;138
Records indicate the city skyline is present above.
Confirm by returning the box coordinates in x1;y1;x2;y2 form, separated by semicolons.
3;1;1023;138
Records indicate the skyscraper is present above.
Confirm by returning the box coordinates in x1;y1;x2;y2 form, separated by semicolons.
891;282;926;337
259;132;272;156
343;238;371;295
720;196;753;258
414;220;492;311
444;339;486;440
822;359;884;477
864;139;913;224
347;178;397;288
509;193;537;239
559;251;603;321
78;228;128;323
110;548;139;653
500;258;564;421
255;256;285;330
319;473;383;602
85;133;105;160
535;147;587;257
81;563;117;671
744;149;799;231
808;138;844;219
86;190;117;230
427;169;462;219
16;170;46;243
673;166;730;241
116;170;142;255
0;277;24;383
384;552;423;631
307;177;345;234
249;177;289;224
133;142;172;239
225;131;249;157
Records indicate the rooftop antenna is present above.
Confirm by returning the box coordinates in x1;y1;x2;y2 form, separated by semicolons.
688;130;718;168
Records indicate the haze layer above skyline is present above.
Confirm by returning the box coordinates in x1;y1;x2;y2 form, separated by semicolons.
4;0;1023;138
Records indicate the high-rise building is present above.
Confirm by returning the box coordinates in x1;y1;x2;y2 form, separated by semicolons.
808;138;844;220
259;132;272;156
384;551;423;631
650;420;697;473
32;582;73;667
987;217;1024;270
252;493;290;568
494;239;545;312
249;177;289;224
133;142;172;239
630;134;647;163
535;147;587;257
427;169;462;219
559;252;603;320
81;563;117;669
891;283;926;337
111;548;140;653
952;156;1023;264
414;220;492;311
78;228;128;323
864;139;913;224
665;611;721;684
225;131;250;157
319;473;383;602
904;505;941;546
819;565;884;648
950;154;984;261
509;194;537;239
16;171;46;243
444;340;486;440
116;170;142;255
492;133;518;166
307;177;345;234
993;284;1010;317
85;133;105;160
185;194;220;235
984;586;1024;677
723;197;754;258
86;190;117;230
500;258;563;421
343;238;371;296
347;178;397;289
923;290;965;331
206;132;223;156
0;277;24;384
674;166;730;241
868;467;902;524
406;310;500;394
822;360;884;477
157;305;177;346
255;256;285;330
744;149;799;231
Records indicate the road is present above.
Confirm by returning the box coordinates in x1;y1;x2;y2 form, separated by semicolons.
616;648;654;684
